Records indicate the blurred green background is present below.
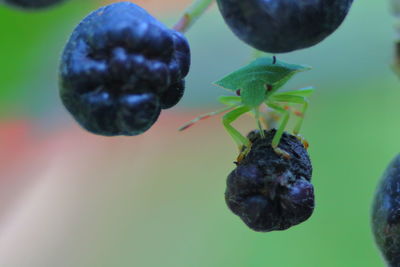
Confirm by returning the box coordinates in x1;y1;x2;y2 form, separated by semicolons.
0;0;399;266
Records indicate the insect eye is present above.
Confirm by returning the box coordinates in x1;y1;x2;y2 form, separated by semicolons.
265;84;273;92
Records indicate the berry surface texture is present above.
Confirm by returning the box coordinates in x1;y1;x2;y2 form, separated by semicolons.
372;154;400;267
226;129;314;232
4;0;65;9
216;0;354;53
59;1;191;136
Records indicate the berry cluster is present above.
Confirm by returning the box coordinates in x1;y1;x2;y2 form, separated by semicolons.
59;2;190;136
226;129;314;232
4;0;358;236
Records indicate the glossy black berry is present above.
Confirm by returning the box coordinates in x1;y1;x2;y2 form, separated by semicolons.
372;154;400;267
3;0;65;9
216;0;353;53
225;129;314;232
60;2;190;136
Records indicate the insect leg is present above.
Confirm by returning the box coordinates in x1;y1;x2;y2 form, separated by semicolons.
222;105;251;149
265;101;291;159
218;96;241;106
272;87;314;98
254;108;265;138
270;94;309;135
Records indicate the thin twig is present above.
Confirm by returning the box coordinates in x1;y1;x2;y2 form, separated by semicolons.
173;0;214;34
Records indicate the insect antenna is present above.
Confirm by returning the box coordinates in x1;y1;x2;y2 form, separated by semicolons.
179;106;235;131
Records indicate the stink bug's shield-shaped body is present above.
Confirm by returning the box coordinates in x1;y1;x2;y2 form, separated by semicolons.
214;57;311;108
180;56;313;160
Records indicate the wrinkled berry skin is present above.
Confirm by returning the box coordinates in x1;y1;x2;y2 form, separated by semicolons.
60;2;190;136
226;129;314;232
216;0;353;53
3;0;65;9
372;154;400;267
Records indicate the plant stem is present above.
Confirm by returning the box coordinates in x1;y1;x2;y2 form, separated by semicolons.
251;49;265;60
391;0;400;16
394;41;400;77
173;0;214;34
392;0;400;77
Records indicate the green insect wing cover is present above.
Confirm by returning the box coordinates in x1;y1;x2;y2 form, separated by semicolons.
214;57;311;107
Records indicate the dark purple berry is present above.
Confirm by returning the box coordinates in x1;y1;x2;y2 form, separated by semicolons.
216;0;353;53
160;80;185;109
59;2;191;136
372;154;400;266
3;0;65;9
225;129;314;232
